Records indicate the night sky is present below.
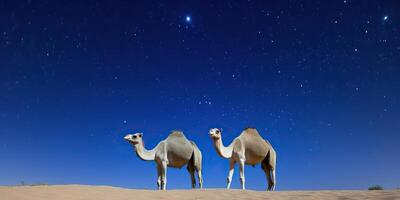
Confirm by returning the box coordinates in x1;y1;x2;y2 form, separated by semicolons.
1;0;399;190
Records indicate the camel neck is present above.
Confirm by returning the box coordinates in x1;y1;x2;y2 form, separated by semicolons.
134;141;156;161
213;137;233;159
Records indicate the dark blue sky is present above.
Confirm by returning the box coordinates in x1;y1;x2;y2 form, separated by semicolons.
1;0;399;190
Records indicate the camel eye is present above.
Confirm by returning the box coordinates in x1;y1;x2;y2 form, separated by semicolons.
216;130;220;134
138;134;142;138
132;135;137;139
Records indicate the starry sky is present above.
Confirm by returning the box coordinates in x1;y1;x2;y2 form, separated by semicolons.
1;0;399;190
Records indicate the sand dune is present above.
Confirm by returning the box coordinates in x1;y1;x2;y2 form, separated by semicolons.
1;185;399;200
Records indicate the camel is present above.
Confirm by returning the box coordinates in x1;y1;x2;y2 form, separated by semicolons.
124;131;203;190
209;127;276;190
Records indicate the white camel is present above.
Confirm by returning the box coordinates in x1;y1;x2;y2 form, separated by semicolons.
209;127;276;190
124;131;203;190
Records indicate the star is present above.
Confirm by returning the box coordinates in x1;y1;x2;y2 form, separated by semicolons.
185;16;191;23
383;15;388;21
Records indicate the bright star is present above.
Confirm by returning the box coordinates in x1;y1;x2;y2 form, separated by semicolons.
185;16;191;22
383;15;388;21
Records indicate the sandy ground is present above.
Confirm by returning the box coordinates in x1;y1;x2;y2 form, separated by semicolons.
1;185;399;200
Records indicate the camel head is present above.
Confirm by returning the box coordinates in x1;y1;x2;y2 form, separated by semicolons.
124;133;143;145
209;128;222;140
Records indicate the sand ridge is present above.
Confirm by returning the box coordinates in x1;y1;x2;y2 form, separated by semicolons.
1;185;399;200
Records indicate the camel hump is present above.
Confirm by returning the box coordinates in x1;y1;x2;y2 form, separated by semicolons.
241;127;262;138
168;130;186;138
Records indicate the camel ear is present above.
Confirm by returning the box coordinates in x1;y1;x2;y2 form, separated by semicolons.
138;133;143;138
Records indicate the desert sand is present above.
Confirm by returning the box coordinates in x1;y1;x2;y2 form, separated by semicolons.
1;185;399;200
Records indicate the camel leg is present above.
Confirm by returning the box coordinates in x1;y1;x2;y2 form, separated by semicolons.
187;163;196;189
270;149;276;191
161;161;168;190
196;170;203;189
157;164;162;190
239;159;245;190
191;142;203;189
270;169;276;191
262;162;272;191
190;170;196;189
226;160;235;189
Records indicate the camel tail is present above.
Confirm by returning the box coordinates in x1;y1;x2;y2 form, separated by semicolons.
189;141;202;171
